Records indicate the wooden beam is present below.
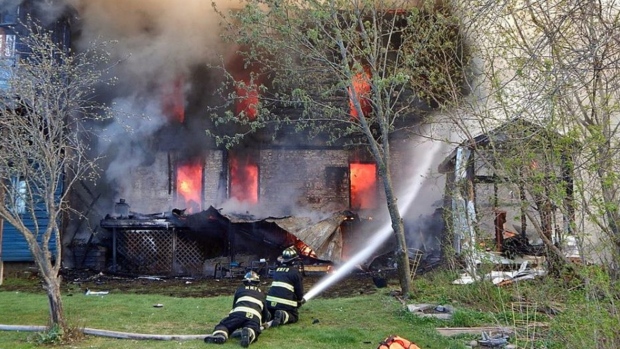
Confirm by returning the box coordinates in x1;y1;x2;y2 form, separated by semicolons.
435;327;514;337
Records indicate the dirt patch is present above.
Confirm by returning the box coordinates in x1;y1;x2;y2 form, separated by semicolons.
2;267;388;299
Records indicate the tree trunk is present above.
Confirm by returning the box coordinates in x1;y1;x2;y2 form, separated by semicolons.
46;277;66;329
382;173;412;297
34;250;67;331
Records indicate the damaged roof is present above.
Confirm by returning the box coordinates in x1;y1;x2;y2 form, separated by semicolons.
438;118;577;173
218;208;349;263
101;205;351;263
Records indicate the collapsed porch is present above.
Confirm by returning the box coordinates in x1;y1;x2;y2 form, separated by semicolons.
439;118;580;279
99;204;355;276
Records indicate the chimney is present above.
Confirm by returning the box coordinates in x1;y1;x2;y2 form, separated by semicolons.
114;198;130;218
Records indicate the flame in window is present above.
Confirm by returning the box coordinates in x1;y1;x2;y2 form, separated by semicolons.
350;163;377;209
177;161;202;212
348;70;371;119
236;78;259;121
230;153;258;204
162;77;185;123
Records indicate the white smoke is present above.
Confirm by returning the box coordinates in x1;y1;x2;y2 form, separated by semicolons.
98;95;169;185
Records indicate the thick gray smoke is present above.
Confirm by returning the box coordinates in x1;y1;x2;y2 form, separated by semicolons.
58;0;235;201
2;0;451;228
65;0;223;85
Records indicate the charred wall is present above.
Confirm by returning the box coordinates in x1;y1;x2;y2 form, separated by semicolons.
100;147;390;216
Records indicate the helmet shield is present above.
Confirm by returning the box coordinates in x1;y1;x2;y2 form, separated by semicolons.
243;271;260;285
281;246;299;263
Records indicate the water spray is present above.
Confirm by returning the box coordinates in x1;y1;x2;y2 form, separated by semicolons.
302;141;443;302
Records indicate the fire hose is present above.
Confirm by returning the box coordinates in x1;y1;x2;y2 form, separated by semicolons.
0;324;208;340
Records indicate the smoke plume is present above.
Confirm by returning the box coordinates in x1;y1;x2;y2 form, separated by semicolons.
58;0;236;203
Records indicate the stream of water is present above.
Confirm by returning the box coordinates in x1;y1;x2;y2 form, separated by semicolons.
303;141;443;301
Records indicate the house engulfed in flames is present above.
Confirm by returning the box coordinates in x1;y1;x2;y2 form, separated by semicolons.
89;80;430;275
10;1;449;276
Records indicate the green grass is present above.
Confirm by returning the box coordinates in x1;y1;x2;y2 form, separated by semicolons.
3;267;619;348
0;284;467;349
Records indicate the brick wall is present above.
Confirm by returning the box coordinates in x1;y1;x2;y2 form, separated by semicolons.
86;143;419;218
120;147;409;216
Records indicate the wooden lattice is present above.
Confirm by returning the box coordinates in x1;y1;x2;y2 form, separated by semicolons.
117;229;204;275
174;233;204;275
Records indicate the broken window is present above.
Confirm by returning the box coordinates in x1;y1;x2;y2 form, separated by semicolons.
0;28;16;88
176;160;203;213
11;176;26;214
227;48;263;121
161;77;185;123
349;162;377;210
229;152;259;204
0;6;18;27
348;67;372;119
325;166;348;197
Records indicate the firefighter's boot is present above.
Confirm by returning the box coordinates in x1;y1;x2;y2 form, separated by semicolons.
270;310;286;328
240;327;256;347
204;330;227;344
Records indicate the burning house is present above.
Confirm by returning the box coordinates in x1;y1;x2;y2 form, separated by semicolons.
0;0;449;276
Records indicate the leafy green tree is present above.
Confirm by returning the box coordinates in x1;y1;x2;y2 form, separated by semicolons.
212;0;468;295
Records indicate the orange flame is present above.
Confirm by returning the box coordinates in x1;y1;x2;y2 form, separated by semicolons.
350;163;377;209
162;77;185;123
348;70;371;119
230;153;258;204
295;240;317;258
177;161;203;212
236;78;259;121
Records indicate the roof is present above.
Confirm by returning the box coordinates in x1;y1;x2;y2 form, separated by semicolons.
100;206;351;263
438;118;574;173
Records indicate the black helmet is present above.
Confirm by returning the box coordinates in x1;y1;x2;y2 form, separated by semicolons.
243;271;260;285
281;246;299;263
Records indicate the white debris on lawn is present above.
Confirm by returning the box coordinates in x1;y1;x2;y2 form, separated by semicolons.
84;289;110;295
453;260;547;285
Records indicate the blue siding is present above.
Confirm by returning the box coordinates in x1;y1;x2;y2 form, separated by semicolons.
0;1;70;262
0;1;72;90
1;214;57;262
1;184;62;261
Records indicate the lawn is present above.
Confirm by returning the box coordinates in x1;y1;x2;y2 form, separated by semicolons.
4;267;613;349
0;281;467;349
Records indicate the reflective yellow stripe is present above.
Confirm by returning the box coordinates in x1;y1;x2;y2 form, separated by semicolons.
266;295;298;307
213;330;228;338
231;306;262;321
236;296;264;309
272;281;295;292
282;311;290;324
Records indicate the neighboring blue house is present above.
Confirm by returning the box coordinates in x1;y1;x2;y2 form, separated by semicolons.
1;198;60;262
0;0;71;263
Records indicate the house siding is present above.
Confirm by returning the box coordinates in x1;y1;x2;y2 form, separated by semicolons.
1;203;58;262
0;0;71;263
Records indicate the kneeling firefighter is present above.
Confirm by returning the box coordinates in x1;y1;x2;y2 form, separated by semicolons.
266;246;305;327
204;271;270;347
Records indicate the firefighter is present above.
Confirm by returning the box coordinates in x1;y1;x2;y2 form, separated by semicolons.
266;246;305;327
204;271;270;347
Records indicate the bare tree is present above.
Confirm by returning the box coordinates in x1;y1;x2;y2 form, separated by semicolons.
212;0;468;295
0;19;112;333
445;0;620;277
